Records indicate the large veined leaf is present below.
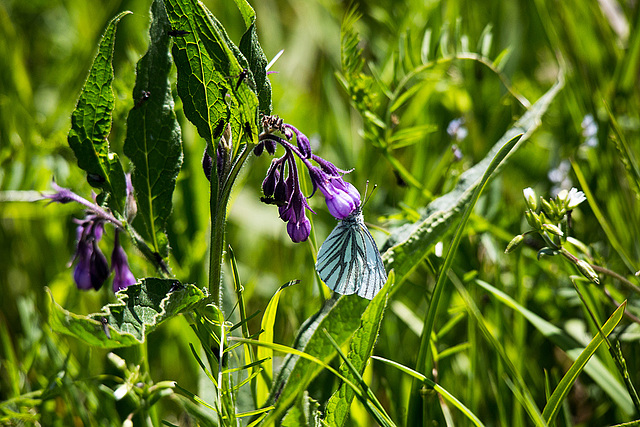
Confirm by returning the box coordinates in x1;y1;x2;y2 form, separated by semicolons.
381;78;565;286
67;11;130;214
123;0;183;259
324;272;394;427
47;279;207;348
164;0;260;149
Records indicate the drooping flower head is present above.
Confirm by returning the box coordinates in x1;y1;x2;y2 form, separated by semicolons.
255;115;361;242
72;217;109;291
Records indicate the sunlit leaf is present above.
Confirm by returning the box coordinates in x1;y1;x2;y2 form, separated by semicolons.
47;279;207;348
67;11;131;214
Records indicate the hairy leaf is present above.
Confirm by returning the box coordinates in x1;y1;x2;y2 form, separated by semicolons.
382;78;565;285
47;279;207;348
67;11;131;214
123;0;183;259
165;0;259;150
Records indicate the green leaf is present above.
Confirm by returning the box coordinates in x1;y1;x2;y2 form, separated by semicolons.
281;391;322;427
382;77;565;285
475;279;635;415
256;280;297;406
164;0;260;149
265;295;370;421
123;0;183;259
234;0;272;115
542;302;627;424
67;11;131;214
325;271;395;427
46;279;207;348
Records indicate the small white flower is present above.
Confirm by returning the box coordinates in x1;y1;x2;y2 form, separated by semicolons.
523;187;537;211
566;187;586;209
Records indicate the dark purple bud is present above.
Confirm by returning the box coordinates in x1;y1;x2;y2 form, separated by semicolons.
111;233;136;292
253;142;265;156
262;162;280;197
265;139;277;155
125;173;137;222
285;124;311;158
274;174;287;203
202;149;213;182
287;214;311;242
73;240;94;290
89;241;110;290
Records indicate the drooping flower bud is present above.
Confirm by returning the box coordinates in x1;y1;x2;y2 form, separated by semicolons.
576;259;599;285
505;234;524;254
111;231;136;292
522;187;537;211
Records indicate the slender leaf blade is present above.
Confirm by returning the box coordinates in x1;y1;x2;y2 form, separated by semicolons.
542;302;627;423
476;279;634;414
67;11;131;213
124;0;183;258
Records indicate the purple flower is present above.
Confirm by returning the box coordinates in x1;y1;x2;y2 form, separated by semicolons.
258;115;362;241
111;232;136;292
72;219;109;290
307;160;361;219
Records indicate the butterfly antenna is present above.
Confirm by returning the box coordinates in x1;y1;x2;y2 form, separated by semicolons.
362;180;378;207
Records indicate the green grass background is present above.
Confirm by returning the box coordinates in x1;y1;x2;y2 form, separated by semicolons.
1;0;639;425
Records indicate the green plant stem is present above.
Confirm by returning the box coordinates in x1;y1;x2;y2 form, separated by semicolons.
208;143;253;306
560;248;640;294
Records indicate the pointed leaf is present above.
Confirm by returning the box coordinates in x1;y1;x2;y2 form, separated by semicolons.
325;272;394;427
257;280;297;406
123;0;183;258
47;279;207;348
382;78;564;285
67;11;131;214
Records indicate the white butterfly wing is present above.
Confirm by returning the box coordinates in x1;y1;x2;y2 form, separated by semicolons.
316;212;387;300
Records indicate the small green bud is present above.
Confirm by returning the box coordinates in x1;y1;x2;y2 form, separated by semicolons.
523;187;537;211
540;197;555;217
107;352;127;371
576;259;599;284
542;223;564;237
505;234;524;254
525;210;541;230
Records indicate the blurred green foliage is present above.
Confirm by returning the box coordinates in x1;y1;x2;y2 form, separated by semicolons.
1;0;640;425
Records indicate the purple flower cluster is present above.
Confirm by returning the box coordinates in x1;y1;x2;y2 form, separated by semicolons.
71;217;136;292
255;115;361;242
46;182;136;292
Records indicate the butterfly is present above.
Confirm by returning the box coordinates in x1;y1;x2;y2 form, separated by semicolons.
315;207;387;300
